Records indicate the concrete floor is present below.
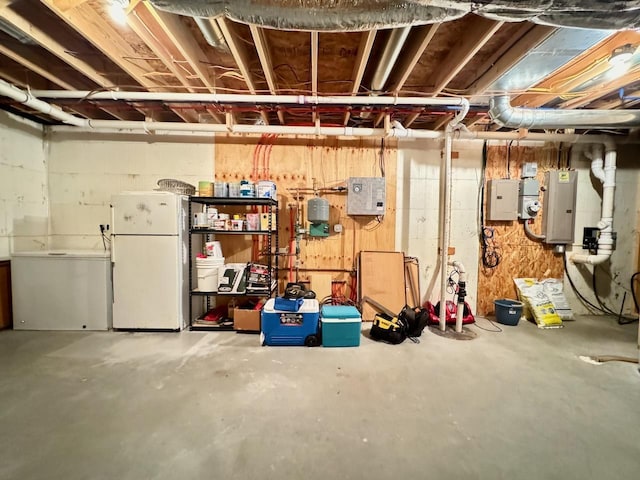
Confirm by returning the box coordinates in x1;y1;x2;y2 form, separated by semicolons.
0;316;638;480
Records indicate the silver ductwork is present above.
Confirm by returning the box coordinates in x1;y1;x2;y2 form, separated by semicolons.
489;96;640;130
150;1;640;31
370;27;411;92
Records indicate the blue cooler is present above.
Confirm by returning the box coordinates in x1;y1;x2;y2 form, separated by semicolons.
261;298;320;346
321;305;362;347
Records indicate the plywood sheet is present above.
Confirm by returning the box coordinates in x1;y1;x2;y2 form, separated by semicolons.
476;144;565;316
359;251;405;321
310;273;332;303
214;135;397;295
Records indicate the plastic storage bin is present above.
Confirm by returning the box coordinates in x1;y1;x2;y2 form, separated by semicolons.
321;305;362;347
494;299;523;326
261;298;320;346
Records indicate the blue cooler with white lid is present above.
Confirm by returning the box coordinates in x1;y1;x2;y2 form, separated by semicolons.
321;305;362;347
261;298;320;346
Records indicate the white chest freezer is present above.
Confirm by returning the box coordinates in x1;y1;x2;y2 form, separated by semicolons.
11;250;112;330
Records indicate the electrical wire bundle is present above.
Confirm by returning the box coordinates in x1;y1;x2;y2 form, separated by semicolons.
563;253;639;325
478;142;501;269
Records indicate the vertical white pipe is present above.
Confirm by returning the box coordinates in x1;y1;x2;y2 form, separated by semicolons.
439;127;453;332
571;143;616;265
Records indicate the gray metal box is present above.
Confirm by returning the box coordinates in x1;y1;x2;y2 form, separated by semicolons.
347;177;386;215
487;179;519;221
542;170;578;244
518;178;540;220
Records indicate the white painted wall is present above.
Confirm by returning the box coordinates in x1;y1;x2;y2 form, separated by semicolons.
46;132;215;250
0;111;47;257
396;139;484;311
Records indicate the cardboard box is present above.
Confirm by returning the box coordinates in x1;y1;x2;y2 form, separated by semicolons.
234;307;261;331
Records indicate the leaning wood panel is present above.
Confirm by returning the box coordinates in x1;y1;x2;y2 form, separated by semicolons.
213;135;397;294
477;144;565;316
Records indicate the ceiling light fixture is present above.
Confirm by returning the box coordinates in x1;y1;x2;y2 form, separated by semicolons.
608;43;636;66
108;0;130;26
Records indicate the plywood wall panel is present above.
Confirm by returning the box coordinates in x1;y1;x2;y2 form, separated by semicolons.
214;135;397;291
477;144;565;316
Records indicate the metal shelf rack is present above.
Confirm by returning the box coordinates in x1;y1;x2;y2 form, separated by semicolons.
188;196;278;331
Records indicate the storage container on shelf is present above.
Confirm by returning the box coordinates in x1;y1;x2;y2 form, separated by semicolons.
229;182;242;197
213;181;228;197
195;256;225;292
256;181;276;199
261;298;320;346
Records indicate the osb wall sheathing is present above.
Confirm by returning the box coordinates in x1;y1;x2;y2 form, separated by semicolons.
213;135;397;297
477;145;566;316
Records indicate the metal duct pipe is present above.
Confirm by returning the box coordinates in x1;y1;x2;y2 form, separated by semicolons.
489;95;640;130
370;27;412;91
194;18;229;51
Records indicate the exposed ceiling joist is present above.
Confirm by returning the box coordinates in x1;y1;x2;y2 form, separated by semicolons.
250;24;284;124
40;0;197;123
0;41;135;120
145;5;214;91
343;30;376;125
404;111;420;128
559;68;640;109
431;18;504;95
216;17;269;125
374;24;439;126
0;6;117;89
126;10;223;123
467;24;556;95
387;24;440;93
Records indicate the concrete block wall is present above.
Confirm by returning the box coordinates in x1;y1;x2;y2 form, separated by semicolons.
46;132;215;250
0;112;47;257
396;139;483;310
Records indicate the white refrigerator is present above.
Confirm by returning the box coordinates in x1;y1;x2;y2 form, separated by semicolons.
111;191;189;330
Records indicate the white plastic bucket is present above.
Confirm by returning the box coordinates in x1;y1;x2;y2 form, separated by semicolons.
196;257;225;292
257;181;276;199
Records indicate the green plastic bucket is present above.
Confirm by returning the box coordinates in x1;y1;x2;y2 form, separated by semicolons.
494;299;523;326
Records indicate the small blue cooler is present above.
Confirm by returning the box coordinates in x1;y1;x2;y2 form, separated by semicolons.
261;298;320;346
321;305;362;347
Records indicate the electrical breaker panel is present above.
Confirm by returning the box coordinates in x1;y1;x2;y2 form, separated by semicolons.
542;170;578;244
518;178;541;220
487;179;518;221
347;177;386;216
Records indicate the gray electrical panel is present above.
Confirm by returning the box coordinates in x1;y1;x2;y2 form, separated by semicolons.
347;177;386;216
518;178;541;220
487;179;519;221
542;170;578;244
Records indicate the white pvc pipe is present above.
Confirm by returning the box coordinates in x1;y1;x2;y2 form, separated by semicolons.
30;89;471;127
571;143;616;265
448;260;467;333
0;79;87;127
439;126;453;332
